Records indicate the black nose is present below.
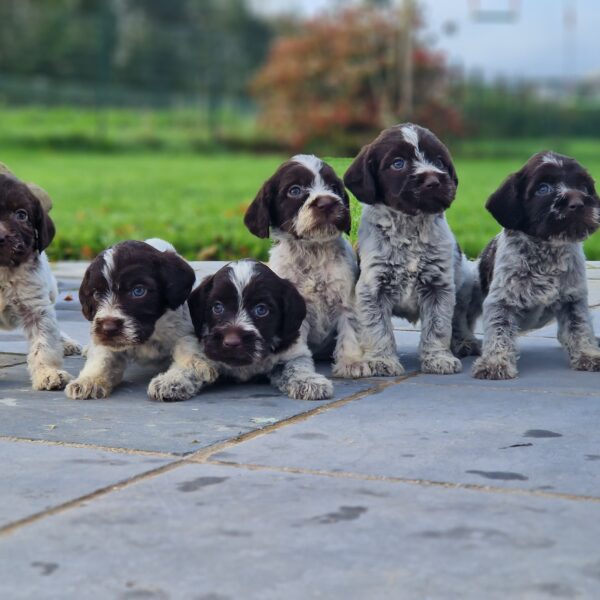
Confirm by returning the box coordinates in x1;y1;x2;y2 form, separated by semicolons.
567;196;584;211
0;234;5;245
423;174;441;189
223;331;243;349
314;196;337;212
99;317;123;335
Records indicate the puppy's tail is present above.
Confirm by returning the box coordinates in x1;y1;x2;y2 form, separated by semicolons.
144;238;177;254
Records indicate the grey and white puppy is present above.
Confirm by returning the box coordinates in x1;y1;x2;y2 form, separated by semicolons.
0;173;81;391
473;151;600;380
244;154;363;377
343;123;481;377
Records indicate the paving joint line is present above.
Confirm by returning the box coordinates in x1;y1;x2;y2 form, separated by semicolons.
207;460;600;504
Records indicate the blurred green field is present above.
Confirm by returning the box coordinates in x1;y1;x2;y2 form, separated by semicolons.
3;138;600;262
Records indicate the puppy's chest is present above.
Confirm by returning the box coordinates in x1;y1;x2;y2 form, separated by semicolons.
0;279;22;329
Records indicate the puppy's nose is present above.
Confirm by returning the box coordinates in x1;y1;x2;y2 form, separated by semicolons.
0;235;5;245
567;196;584;211
423;174;441;189
99;317;123;335
223;331;243;348
314;196;337;212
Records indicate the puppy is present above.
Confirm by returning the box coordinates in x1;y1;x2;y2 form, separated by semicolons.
66;239;209;401
0;173;80;390
473;152;600;380
244;155;363;376
187;259;334;400
343;123;481;377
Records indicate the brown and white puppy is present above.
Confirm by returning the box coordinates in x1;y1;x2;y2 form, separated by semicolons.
343;123;481;377
244;155;363;377
188;259;334;400
0;173;80;390
66;239;209;401
473;152;600;380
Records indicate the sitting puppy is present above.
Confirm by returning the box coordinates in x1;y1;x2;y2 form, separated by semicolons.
473;152;600;380
244;155;363;377
343;123;481;377
66;239;209;401
187;259;334;400
0;172;80;391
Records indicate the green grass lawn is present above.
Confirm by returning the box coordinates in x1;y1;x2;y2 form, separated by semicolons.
4;143;600;262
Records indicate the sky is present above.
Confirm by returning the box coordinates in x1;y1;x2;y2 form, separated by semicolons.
251;0;600;81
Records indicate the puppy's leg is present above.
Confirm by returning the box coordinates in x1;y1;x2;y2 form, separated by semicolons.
472;299;518;380
61;331;83;357
148;335;218;402
418;281;462;374
271;354;333;401
65;344;126;399
451;300;481;358
331;302;367;378
557;299;600;371
20;304;72;391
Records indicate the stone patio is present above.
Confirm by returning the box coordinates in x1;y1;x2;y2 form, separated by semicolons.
1;262;600;599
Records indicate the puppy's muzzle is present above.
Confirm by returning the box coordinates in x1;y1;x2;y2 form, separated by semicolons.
310;195;350;231
205;326;262;366
93;317;128;346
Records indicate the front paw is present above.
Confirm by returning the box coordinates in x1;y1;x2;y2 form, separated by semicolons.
472;356;517;380
65;376;111;399
571;352;600;372
32;368;72;391
451;336;482;358
62;337;83;357
349;357;405;378
148;372;199;402
332;360;374;379
284;374;334;401
421;352;462;375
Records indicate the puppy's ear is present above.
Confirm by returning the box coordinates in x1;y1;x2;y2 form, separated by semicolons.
78;264;98;321
344;144;378;205
187;275;215;338
33;199;55;252
486;172;525;230
275;278;307;352
447;158;459;187
159;252;196;310
244;179;274;238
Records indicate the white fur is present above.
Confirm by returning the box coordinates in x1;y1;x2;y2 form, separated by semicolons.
542;153;564;167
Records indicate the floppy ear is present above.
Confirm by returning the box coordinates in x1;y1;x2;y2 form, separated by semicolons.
244;179;274;238
78;264;98;321
275;278;307;352
33;199;55;252
486;172;525;231
342;187;352;234
159;252;196;310
187;275;215;339
447;158;459;187
344;144;378;205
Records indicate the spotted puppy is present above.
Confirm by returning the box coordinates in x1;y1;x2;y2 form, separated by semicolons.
473;152;600;380
344;123;481;377
187;259;334;400
244;155;363;376
66;239;208;401
0;173;81;390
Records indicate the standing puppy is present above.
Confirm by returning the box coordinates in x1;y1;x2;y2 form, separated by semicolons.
344;123;480;377
473;152;600;380
0;173;81;390
188;260;334;400
244;155;363;377
66;239;208;401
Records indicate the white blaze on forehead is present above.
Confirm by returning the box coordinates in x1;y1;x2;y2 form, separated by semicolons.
400;125;444;176
292;154;323;176
144;238;176;253
227;260;260;335
291;154;337;198
542;153;564;168
101;248;115;291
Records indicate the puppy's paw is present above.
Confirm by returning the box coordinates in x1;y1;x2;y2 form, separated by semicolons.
472;356;517;380
148;372;199;402
332;360;373;379
571;351;600;372
284;374;334;401
421;352;462;375
451;336;482;358
354;357;405;378
32;368;72;391
62;336;83;357
65;377;111;400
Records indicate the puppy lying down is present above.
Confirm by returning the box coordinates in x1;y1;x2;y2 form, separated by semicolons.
187;260;334;401
66;238;209;401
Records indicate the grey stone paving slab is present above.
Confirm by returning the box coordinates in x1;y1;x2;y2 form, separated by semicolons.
0;440;173;527
1;463;599;600
0;356;373;454
211;376;600;497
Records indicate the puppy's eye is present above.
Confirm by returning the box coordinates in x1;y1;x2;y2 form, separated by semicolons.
130;285;147;298
14;209;28;221
288;185;303;197
391;158;405;171
580;184;590;195
433;158;445;170
212;301;225;316
535;183;553;196
252;303;269;318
